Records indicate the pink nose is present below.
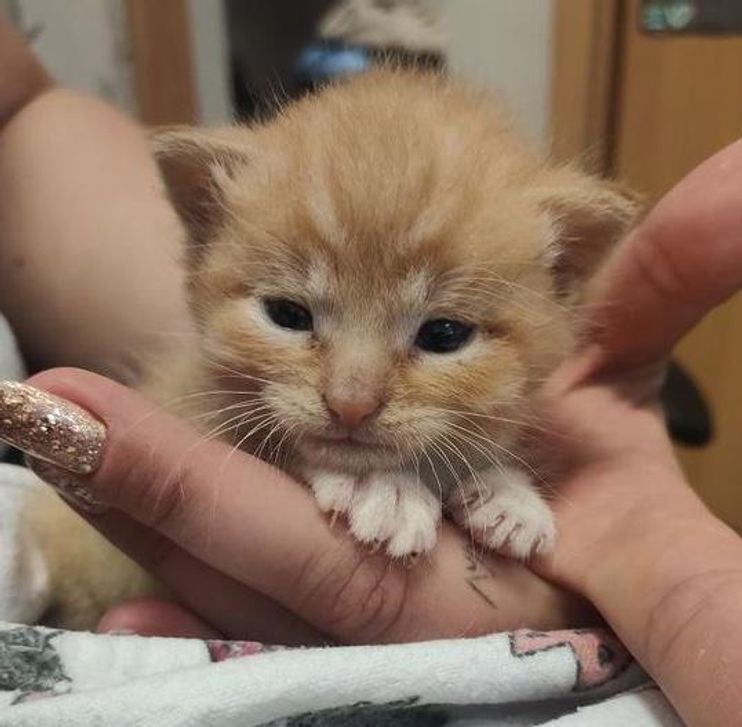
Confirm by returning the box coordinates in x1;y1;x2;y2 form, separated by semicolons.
324;393;381;429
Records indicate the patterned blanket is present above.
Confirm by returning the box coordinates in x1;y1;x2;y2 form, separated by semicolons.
0;620;680;726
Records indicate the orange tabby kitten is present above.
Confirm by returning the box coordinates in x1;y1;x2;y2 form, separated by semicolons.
24;69;636;628
148;69;636;557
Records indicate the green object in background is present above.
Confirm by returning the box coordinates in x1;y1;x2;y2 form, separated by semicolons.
642;0;696;32
641;0;742;34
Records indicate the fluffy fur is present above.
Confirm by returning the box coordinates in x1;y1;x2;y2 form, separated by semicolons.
28;69;637;629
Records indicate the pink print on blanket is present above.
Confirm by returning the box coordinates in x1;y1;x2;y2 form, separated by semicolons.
509;628;632;691
206;639;285;662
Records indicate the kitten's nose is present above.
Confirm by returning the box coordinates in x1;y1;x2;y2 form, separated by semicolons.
324;392;381;429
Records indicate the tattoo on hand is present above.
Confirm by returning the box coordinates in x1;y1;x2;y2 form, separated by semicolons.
464;542;499;610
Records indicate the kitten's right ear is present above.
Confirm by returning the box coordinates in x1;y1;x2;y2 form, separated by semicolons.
150;128;249;259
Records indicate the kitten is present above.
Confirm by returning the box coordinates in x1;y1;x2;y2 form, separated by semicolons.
21;68;636;629
149;68;636;560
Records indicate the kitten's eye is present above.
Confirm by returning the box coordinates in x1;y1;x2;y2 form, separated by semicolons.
263;298;313;332
415;319;474;354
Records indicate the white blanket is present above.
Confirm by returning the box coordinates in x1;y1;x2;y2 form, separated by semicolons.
0;618;680;726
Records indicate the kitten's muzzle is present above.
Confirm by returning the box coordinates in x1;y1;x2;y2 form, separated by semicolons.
323;391;382;430
308;433;384;451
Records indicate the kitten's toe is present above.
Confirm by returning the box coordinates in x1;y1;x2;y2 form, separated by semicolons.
460;487;556;560
385;520;438;560
385;482;440;559
348;476;399;545
348;473;441;557
309;471;356;516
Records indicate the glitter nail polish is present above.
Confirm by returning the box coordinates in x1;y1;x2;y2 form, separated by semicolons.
0;382;106;474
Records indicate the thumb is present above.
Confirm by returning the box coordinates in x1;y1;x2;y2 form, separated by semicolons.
589;138;742;373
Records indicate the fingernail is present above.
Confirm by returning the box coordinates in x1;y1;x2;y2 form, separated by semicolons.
101;629;136;636
0;381;105;474
26;458;108;515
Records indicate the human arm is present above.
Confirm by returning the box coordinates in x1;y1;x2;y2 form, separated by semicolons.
0;13;192;375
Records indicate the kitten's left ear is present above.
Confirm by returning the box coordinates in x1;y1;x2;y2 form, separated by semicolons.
150;127;250;259
534;166;640;296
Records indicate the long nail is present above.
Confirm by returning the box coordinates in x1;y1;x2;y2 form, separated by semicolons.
0;382;105;474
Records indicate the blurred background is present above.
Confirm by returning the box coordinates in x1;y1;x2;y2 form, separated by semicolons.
2;0;741;530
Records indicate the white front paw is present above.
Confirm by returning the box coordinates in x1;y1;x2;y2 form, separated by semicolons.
346;473;400;545
350;473;441;558
307;469;441;559
450;468;556;560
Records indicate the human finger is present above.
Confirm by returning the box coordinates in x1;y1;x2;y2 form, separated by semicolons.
5;370;586;643
589;138;742;373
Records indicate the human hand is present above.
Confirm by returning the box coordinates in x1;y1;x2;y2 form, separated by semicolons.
527;138;742;725
11;369;588;645
533;136;742;597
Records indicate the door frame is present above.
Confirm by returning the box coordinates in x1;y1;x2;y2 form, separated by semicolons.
125;0;196;125
550;0;623;173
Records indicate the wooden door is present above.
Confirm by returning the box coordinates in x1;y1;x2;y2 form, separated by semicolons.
571;0;742;529
126;0;196;125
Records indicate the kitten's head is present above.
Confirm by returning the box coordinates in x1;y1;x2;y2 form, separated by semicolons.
153;70;637;474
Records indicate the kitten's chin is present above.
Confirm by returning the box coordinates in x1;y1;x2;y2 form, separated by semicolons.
296;435;403;472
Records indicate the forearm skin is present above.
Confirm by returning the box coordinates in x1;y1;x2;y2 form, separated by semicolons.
586;504;742;726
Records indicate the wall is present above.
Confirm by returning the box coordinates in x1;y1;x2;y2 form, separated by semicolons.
443;0;554;145
187;0;231;123
4;0;134;113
